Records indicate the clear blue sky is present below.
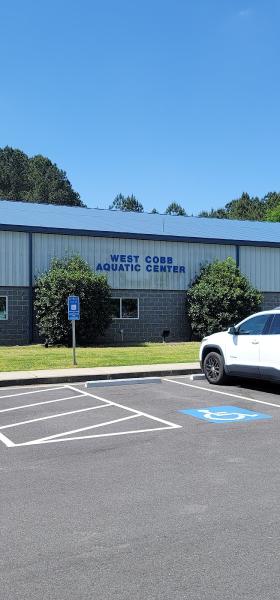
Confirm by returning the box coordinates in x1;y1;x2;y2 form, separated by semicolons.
1;0;279;213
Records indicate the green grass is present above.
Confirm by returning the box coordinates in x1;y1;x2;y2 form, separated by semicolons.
0;342;200;372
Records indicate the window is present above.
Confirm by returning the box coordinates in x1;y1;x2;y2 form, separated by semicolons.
238;314;270;336
269;314;280;334
111;299;121;319
111;298;139;319
0;297;8;320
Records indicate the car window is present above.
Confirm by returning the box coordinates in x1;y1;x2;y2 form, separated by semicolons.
238;315;270;335
269;314;280;334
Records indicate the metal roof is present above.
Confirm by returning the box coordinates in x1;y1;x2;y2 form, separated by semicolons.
0;199;280;247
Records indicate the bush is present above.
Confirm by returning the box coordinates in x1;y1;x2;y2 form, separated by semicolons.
34;256;112;345
186;257;262;339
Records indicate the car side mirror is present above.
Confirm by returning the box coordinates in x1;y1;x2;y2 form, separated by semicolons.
228;326;238;335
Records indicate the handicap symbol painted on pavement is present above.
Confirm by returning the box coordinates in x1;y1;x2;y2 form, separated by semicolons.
178;406;272;423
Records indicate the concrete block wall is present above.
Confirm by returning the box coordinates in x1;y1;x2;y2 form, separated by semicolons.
0;287;30;345
102;289;188;344
262;292;280;311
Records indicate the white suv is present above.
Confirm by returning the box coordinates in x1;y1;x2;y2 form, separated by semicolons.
200;309;280;385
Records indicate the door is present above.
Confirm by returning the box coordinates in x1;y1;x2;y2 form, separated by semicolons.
225;314;271;376
259;314;280;380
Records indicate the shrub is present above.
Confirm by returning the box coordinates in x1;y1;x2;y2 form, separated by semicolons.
34;256;112;345
186;257;262;339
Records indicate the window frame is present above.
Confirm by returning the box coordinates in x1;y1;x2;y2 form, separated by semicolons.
267;314;280;335
112;297;139;320
0;296;8;321
236;314;272;336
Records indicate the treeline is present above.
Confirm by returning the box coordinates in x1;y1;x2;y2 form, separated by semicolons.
199;192;280;222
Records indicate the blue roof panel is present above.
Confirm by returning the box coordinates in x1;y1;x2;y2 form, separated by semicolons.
0;199;280;245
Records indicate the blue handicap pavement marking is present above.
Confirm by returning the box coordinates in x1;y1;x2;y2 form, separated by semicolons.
178;405;272;424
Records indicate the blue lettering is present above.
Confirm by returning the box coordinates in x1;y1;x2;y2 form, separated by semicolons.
103;263;110;271
111;264;118;271
127;255;133;262
96;263;103;271
153;256;159;264
110;254;119;262
120;255;126;262
173;266;178;273
167;257;173;264
135;264;141;272
124;264;130;271
145;256;151;263
167;265;173;272
160;256;166;263
146;264;152;272
179;266;185;273
153;265;159;272
134;255;139;263
119;264;125;271
160;265;167;272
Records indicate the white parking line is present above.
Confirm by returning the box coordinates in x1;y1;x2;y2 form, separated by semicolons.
0;386;65;399
163;378;280;408
0;394;85;414
20;414;140;445
0;403;112;430
26;426;177;445
68;384;182;429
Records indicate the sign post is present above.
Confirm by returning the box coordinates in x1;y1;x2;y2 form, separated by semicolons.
68;296;80;366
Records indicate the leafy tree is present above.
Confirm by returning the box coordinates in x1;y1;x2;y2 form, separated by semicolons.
186;257;262;339
34;256;112;346
110;193;144;212
266;204;280;222
0;146;84;207
165;202;187;216
150;208;159;214
199;193;263;221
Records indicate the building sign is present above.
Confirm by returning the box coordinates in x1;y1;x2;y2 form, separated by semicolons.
96;254;185;274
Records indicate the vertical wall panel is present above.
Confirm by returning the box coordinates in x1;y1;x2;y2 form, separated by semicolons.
0;231;29;286
240;246;280;291
32;233;236;289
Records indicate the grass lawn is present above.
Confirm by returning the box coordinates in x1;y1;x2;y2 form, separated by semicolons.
0;342;200;372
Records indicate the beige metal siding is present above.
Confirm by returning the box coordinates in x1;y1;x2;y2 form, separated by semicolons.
33;233;236;290
0;231;29;286
240;246;280;291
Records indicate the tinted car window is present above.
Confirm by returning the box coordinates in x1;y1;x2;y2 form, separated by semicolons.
238;315;270;335
269;314;280;334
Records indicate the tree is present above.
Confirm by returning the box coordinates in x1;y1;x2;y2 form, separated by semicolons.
199;193;263;221
34;256;112;345
266;205;280;222
186;257;262;339
0;146;84;207
150;208;159;214
110;193;144;212
165;202;187;216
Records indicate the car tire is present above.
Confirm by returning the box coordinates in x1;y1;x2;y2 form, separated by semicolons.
203;351;227;385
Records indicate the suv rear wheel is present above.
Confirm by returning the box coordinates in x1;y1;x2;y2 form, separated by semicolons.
203;351;226;385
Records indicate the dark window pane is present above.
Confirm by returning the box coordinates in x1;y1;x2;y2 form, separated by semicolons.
269;314;280;334
0;297;7;320
121;298;138;319
238;315;269;335
111;299;121;319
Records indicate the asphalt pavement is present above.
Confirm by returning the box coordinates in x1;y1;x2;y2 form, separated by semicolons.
1;376;280;599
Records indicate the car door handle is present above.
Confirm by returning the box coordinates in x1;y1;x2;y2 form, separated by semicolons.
251;341;259;344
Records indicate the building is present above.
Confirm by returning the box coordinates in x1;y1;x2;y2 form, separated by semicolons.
0;199;280;345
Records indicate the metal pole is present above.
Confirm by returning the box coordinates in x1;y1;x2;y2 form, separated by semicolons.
72;320;77;366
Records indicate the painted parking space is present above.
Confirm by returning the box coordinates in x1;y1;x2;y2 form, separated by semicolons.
0;383;181;448
179;405;272;423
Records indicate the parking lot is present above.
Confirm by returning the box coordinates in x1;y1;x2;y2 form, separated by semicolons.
1;376;280;599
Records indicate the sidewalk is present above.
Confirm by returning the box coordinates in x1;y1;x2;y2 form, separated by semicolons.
0;362;201;387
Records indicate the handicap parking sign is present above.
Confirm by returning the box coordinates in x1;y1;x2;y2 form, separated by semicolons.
179;405;272;423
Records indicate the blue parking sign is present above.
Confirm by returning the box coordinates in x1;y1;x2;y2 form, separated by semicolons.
68;296;80;320
179;405;272;424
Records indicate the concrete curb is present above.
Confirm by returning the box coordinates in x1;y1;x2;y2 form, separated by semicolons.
0;365;202;388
